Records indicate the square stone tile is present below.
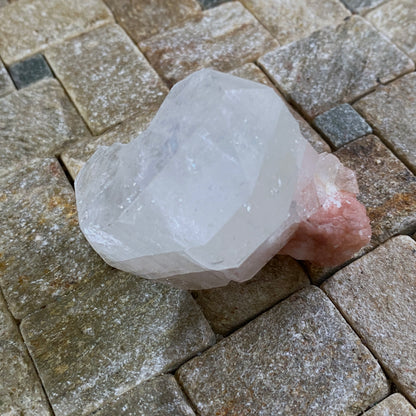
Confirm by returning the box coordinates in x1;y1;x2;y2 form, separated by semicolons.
105;0;201;43
0;293;52;415
0;158;121;319
0;79;90;177
46;24;168;135
354;72;416;175
259;16;414;119
322;236;416;406
241;0;350;46
140;2;278;86
90;375;195;416
9;54;53;89
0;0;113;65
193;255;309;335
313;104;372;149
364;393;416;415
0;57;14;97
21;273;215;416
178;286;389;415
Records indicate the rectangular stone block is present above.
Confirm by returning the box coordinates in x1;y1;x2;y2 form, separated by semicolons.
0;79;90;177
0;0;113;65
364;393;416;415
0;58;14;97
46;24;168;135
241;0;350;46
21;273;215;416
354;72;416;174
322;236;416;406
259;16;414;119
178;286;389;415
9;53;53;89
140;2;278;86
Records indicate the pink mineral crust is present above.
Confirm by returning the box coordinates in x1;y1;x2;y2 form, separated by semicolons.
279;190;371;266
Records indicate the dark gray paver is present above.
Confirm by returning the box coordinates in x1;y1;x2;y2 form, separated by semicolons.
323;236;416;407
0;58;14;96
340;0;387;13
354;72;416;174
9;54;53;89
89;375;195;416
140;2;278;86
259;16;414;119
313;104;372;149
21;272;215;416
193;255;309;334
197;0;233;8
364;393;416;415
46;24;168;135
178;286;389;416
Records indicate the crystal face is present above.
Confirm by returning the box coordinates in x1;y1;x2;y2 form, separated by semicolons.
75;69;371;289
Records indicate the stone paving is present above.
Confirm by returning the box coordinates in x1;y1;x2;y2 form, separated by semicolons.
0;0;415;415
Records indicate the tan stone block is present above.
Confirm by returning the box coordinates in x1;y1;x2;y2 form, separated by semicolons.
364;393;416;415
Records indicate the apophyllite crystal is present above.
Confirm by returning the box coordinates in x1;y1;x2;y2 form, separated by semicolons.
75;69;371;289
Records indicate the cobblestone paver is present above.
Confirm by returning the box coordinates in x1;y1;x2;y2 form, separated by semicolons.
364;393;416;415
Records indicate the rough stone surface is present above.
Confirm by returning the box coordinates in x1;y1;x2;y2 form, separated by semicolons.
354;72;416;174
313;104;372;149
0;57;14;97
240;0;350;46
21;273;215;416
0;158;119;319
367;0;416;61
364;393;416;415
140;2;278;86
46;24;168;135
322;236;416;406
0;0;113;65
105;0;201;43
9;53;53;89
178;286;389;416
193;255;309;334
0;79;90;177
0;293;52;415
259;16;414;119
90;375;195;416
340;0;389;13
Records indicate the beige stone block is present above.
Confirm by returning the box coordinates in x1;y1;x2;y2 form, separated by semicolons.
364;393;416;415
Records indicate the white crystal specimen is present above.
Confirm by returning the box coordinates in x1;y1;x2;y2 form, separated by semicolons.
75;69;369;289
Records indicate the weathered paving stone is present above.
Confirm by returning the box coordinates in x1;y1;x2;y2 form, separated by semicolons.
322;236;416;406
0;293;52;415
89;375;195;416
341;0;389;13
178;286;389;416
240;0;350;46
193;255;309;335
21;273;215;416
0;79;90;176
313;104;372;149
0;0;113;65
197;0;231;9
367;0;416;62
0;158;121;319
140;2;278;86
258;16;414;119
0;57;14;97
354;72;416;175
46;24;168;135
9;54;53;89
105;0;201;43
364;393;416;415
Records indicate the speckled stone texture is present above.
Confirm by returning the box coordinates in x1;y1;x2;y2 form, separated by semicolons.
193;255;309;334
9;54;53;89
340;0;387;13
0;57;14;97
0;293;52;415
258;16;414;119
323;236;416;406
178;286;389;415
0;158;120;319
240;0;350;46
46;24;168;135
0;0;113;65
21;273;214;416
105;0;200;43
354;72;416;174
90;375;195;416
140;2;278;86
364;393;416;415
0;79;89;177
313;104;372;149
